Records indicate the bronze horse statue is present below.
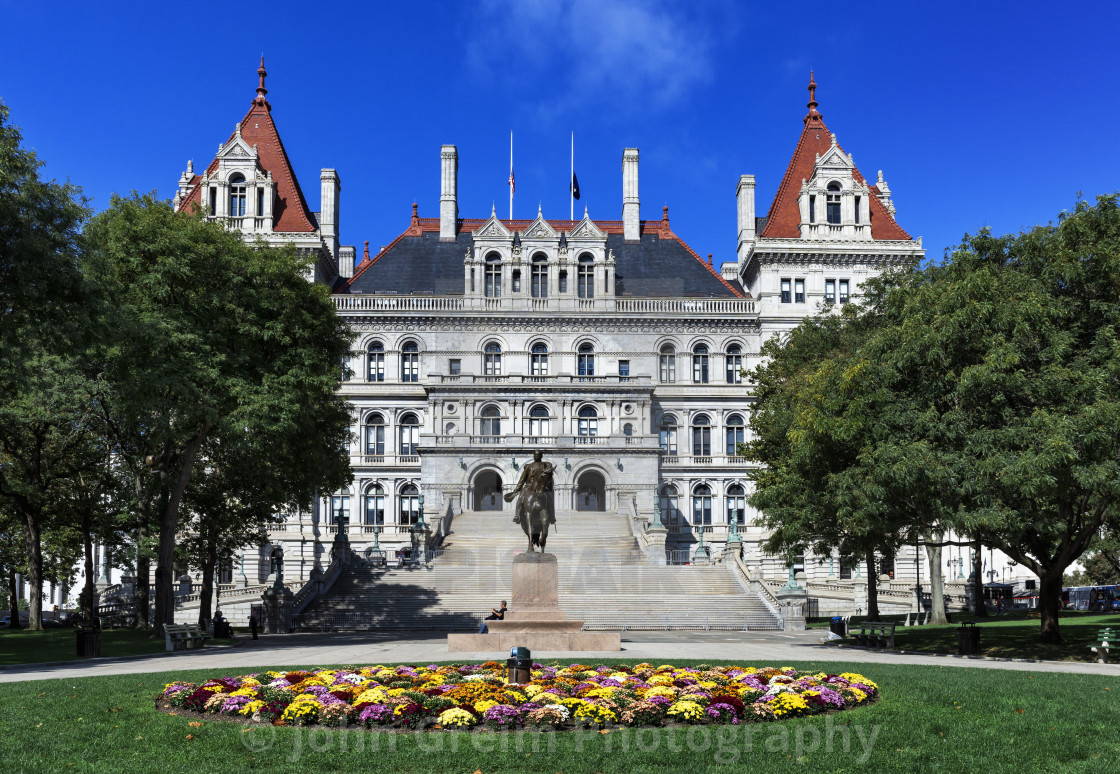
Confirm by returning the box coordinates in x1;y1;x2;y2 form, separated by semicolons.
504;451;556;552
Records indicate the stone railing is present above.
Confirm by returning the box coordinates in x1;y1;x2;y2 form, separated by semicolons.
426;433;660;450
729;553;784;628
661;455;753;468
291;556;348;617
334;295;757;316
177;583;270;606
432;374;652;386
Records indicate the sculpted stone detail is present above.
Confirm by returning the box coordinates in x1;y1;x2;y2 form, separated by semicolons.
506;450;556;552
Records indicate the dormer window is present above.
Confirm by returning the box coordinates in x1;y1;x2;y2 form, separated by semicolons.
577;254;595;299
484;254;501;297
826;182;841;225
229;174;247;217
531;254;548;298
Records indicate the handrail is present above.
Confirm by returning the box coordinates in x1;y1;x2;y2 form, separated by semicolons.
177;584;270;605
729;552;784;628
334;295;757;316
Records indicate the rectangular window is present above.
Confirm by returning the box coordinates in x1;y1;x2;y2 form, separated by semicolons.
825;279;836;305
854;196;861;224
795;279;805;303
257;188;265;217
839;279;850;304
448;359;461;376
512;270;521;293
330;495;350;527
808;195;816;224
618;360;630;379
558;271;567;293
839;562;852;580
780;278;791;304
209;188;217;215
470;268;475;293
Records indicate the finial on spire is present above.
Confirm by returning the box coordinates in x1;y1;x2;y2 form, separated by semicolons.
804;70;822;125
362;241;370;262
253;56;270;108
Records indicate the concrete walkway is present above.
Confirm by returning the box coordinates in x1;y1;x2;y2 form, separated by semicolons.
2;630;1117;683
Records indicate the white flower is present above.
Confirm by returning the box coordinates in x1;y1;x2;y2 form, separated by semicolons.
541;704;570;719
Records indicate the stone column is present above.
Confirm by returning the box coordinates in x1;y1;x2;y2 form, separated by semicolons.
776;586;808;631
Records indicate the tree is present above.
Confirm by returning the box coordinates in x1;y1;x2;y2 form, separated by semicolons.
85;194;352;634
0;508;26;628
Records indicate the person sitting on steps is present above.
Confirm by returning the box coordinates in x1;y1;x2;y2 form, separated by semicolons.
479;600;506;634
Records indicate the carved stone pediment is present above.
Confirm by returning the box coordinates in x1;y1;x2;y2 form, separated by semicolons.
815;145;851;171
568;212;605;241
475;213;511;239
522;212;557;240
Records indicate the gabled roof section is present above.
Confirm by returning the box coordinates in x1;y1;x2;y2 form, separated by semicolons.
759;74;911;241
176;59;318;234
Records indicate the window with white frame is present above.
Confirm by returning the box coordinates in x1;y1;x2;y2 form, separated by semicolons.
479;405;501;440
725;414;745;455
577;255;594;299
330;494;350;527
229;174;246;217
725;344;742;383
530;342;548;376
364;412;386;455
839;279;850;304
826;182;842;224
398;413;419;457
692;344;709;383
726;483;746;525
659;416;678;456
692;484;712;526
399;484;419;526
794;279;805;303
364;484;385;525
577;405;598;440
483;342;502;375
484;254;501;297
367;341;385;381
531;255;548;298
577;342;595;377
780;278;792;303
528;404;550;439
659;344;676;383
400;341;419;382
824;279;836;305
691;413;712;457
660;484;681;526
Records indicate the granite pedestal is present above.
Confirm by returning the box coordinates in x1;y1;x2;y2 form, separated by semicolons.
447;552;621;652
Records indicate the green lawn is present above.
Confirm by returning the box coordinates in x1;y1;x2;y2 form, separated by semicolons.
0;659;1117;773
0;628;167;666
827;612;1120;662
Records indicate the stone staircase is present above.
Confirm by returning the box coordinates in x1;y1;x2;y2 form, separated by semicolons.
296;509;781;632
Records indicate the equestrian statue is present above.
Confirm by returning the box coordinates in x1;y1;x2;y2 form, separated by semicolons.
505;450;556;552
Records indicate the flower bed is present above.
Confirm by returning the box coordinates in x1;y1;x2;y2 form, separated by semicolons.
157;662;879;731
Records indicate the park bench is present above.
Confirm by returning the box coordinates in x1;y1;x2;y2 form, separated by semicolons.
852;622;896;648
164;622;208;652
1089;628;1115;664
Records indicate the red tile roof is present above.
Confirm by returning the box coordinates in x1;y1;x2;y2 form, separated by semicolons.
760;80;911;241
176;63;317;234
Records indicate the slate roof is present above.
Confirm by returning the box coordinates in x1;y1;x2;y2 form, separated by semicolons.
759;78;910;241
176;60;318;234
345;217;743;298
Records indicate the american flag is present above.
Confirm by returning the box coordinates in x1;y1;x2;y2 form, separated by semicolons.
508;169;515;194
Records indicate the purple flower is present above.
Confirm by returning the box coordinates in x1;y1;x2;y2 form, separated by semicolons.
482;704;523;726
358;703;395;725
646;695;672;708
706;702;738;721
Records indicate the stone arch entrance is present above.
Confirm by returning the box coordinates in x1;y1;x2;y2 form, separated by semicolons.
472;469;504;511
575;470;606;512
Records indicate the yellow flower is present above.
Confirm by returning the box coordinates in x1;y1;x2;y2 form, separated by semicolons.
438;708;476;728
534;692;562;704
645;686;678;699
849;688;868;703
524;684;543;697
840;673;879;691
386;688;406;697
608;672;630;682
355;689;387;704
648;676;674;687
667;701;704;721
239;700;264;716
229;688;258;698
474;699;499;713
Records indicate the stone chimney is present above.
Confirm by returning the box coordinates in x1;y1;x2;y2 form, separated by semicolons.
736;174;756;262
622;148;640;242
440;145;458;241
320;169;341;261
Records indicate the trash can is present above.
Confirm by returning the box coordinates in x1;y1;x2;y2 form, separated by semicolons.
829;616;846;638
506;646;532;684
957;622;980;655
76;627;101;658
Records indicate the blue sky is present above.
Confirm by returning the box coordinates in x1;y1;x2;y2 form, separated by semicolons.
3;0;1118;269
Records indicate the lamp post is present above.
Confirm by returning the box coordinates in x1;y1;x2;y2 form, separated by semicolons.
693;522;707;563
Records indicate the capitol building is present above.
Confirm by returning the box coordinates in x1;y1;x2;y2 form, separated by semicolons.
151;61;1014;626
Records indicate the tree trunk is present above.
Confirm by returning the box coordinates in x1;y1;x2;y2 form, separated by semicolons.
926;540;947;625
153;425;209;635
198;530;217;629
6;565;20;630
81;518;97;628
865;552;880;621
21;512;44;631
972;540;988;617
1038;568;1063;644
133;524;150;629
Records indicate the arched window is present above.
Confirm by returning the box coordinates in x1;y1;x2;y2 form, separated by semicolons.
531;254;548;298
691;413;711;458
364;484;385;525
400;341;419;383
827;182;842;225
229;174;246;216
398;413;419;457
483;342;502;376
484;254;501;297
726;483;746;525
725;414;745;455
623;423;633;437
577;405;598;441
530;342;549;377
692;344;710;383
367;341;385;382
577;342;595;378
660;484;681;526
479;405;501;441
364;412;386;456
577;254;595;299
725;344;743;384
659;344;676;383
528;404;551;439
399;483;419;526
330;491;350;527
659;415;678;456
692;484;712;526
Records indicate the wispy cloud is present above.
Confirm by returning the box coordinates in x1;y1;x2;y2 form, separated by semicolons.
465;0;732;120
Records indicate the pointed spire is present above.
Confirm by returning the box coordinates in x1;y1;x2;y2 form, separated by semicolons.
362;241;370;262
804;70;822;126
253;56;270;109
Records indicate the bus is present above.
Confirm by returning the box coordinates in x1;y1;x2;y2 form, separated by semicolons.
1067;585;1120;611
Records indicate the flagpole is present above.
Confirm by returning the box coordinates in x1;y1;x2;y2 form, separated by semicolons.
570;132;574;221
509;131;513;221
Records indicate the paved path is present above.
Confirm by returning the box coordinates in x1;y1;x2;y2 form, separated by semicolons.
1;631;1117;683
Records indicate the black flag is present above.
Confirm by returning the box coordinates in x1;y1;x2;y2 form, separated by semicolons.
571;172;580;200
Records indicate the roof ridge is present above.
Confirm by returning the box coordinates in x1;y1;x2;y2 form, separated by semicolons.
759;118;824;238
669;233;744;298
345;227;414;287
